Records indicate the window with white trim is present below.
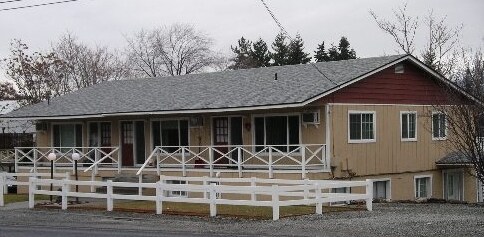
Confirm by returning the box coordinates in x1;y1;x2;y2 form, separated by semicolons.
165;180;187;197
415;176;431;198
254;115;300;152
152;120;189;153
53;124;83;149
401;112;417;141
432;113;447;139
348;111;375;142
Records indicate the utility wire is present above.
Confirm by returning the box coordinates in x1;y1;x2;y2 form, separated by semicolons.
0;0;25;4
0;0;78;11
259;0;337;85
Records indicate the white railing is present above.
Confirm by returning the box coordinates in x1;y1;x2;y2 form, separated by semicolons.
15;147;120;174
0;172;69;206
0;149;15;164
137;144;329;179
24;175;372;220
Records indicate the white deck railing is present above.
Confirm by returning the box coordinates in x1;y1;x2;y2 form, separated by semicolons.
0;149;15;164
137;144;329;179
14;147;120;174
23;175;372;220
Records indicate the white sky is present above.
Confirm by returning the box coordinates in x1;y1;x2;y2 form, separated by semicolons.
0;0;483;81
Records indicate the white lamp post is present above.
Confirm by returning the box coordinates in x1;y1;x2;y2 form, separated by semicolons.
72;152;81;203
47;153;56;203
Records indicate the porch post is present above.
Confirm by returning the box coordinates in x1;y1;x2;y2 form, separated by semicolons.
237;147;242;178
268;148;273;179
209;146;214;177
182;148;186;177
301;145;306;179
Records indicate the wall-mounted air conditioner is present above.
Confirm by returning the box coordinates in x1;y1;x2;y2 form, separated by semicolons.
302;111;320;125
190;116;204;127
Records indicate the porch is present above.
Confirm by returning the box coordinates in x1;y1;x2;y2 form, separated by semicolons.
14;144;329;179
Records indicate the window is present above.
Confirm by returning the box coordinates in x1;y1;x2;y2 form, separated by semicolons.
89;122;111;146
414;176;431;198
348;111;375;143
432;112;447;140
373;180;390;200
152;120;189;153
401;112;417;141
165;180;187;197
53;124;83;150
254;115;299;152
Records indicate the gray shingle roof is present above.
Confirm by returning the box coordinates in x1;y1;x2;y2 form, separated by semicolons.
2;54;406;119
436;152;472;165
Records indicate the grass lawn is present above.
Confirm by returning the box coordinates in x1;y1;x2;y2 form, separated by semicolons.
3;194;50;205
80;200;364;219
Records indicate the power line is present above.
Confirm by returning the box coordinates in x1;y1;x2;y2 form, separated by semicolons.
258;0;337;85
0;0;25;4
0;0;79;11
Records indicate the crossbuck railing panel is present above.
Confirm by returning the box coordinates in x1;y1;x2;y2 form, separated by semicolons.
137;144;329;179
21;175;372;221
14;147;120;174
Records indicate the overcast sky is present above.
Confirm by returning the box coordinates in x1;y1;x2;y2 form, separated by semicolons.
0;0;483;81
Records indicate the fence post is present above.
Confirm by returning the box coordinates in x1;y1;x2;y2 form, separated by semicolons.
202;176;208;199
209;147;214;177
33;149;38;173
182;148;186;177
61;178;69;210
14;149;18;174
268;148;273;179
237;147;242;178
271;185;279;221
0;174;5;207
209;182;217;217
28;177;35;209
94;150;99;175
138;174;143;196
303;179;310;199
365;179;373;211
107;180;113;211
315;183;322;215
155;181;163;215
251;177;256;202
301;146;306;179
90;171;95;193
156;151;161;176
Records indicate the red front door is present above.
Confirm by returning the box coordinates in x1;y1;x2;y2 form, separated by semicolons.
121;121;134;166
213;117;229;165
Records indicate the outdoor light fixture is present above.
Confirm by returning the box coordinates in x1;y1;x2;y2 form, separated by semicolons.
47;152;56;203
72;152;81;203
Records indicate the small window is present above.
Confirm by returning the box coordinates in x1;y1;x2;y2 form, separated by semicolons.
432;112;447;140
395;64;404;74
415;176;431;198
165;180;187;197
401;112;417;141
373;180;390;200
348;111;375;143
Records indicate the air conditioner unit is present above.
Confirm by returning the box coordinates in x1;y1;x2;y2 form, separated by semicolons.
302;112;320;125
35;122;48;131
190;116;204;127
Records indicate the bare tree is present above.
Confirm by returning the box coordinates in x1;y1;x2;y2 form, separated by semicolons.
52;33;131;90
125;24;222;78
0;81;19;100
434;50;484;184
3;39;66;106
370;3;419;54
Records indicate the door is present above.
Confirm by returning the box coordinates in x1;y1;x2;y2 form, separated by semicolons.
213;117;229;165
121;121;134;166
444;170;463;201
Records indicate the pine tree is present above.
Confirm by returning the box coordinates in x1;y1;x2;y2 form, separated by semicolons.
287;34;311;65
229;37;256;69
337;36;357;60
250;38;271;67
271;33;289;66
314;41;330;62
327;45;340;61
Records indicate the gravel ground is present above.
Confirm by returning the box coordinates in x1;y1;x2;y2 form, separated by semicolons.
0;203;483;236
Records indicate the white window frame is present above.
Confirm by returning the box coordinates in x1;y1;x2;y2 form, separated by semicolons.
150;118;190;152
414;174;432;199
371;178;391;201
51;122;84;148
400;111;417;142
87;121;112;147
252;113;302;153
432;112;447;140
348;110;376;143
164;180;188;197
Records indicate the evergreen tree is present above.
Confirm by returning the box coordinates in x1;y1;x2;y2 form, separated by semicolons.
327;45;340;61
314;41;330;62
250;38;271;67
229;37;256;69
337;36;357;60
287;34;311;65
271;33;289;66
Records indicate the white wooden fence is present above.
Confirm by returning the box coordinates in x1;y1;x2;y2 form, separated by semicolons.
22;175;372;220
0;172;69;207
